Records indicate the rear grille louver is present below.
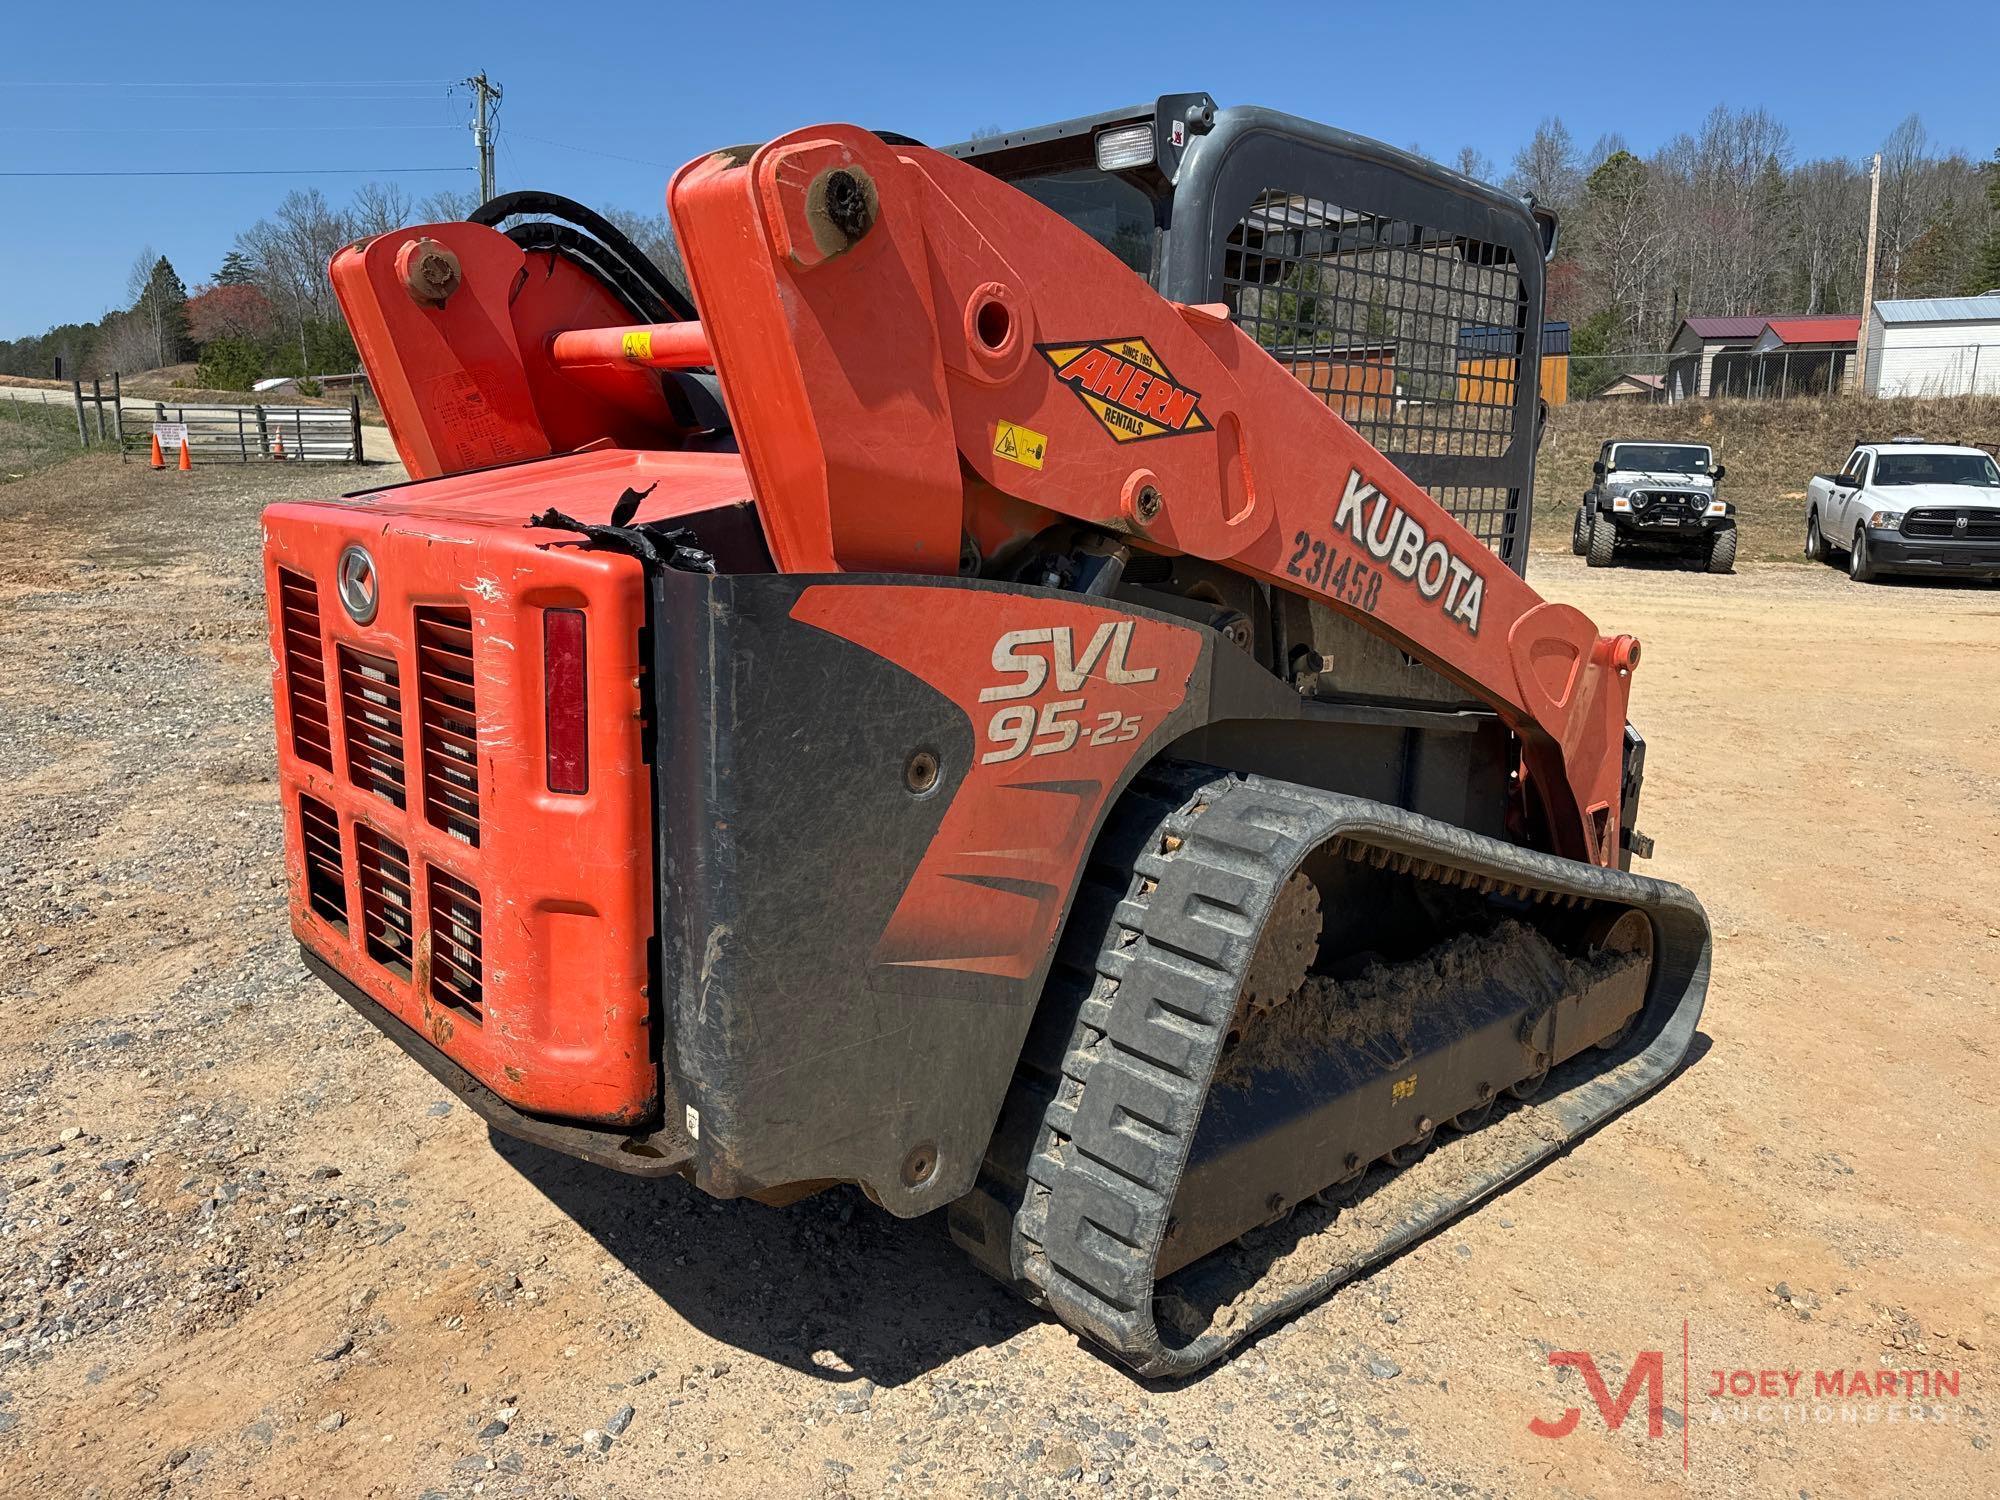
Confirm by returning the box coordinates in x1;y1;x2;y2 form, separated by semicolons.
426;867;484;1022
338;647;407;808
414;608;481;846
297;794;348;932
354;824;415;978
276;568;334;771
296;589;488;1022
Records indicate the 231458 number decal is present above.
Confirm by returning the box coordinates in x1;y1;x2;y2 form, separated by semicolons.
1286;529;1383;612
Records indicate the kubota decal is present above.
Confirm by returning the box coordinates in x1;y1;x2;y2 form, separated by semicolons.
1284;467;1487;636
1038;337;1210;443
791;587;1202;983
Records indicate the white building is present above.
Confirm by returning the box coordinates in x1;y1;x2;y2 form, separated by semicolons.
1863;295;2000;397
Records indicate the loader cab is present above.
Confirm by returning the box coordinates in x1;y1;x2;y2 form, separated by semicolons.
949;95;1555;576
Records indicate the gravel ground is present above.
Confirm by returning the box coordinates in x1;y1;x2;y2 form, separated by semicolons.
0;453;1992;1497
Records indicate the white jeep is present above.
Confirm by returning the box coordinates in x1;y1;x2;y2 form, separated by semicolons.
1572;440;1735;573
1804;440;2000;583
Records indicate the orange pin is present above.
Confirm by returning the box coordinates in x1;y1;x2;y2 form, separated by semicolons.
177;438;192;472
149;432;164;469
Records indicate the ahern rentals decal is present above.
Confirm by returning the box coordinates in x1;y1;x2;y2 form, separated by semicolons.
1038;337;1210;442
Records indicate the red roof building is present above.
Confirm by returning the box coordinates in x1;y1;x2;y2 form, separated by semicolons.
1669;315;1786;397
1667;314;1862;398
1753;316;1861;351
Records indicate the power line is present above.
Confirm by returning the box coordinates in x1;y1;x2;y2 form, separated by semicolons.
0;78;458;88
0;166;473;178
16;124;461;134
505;130;676;171
3;92;456;103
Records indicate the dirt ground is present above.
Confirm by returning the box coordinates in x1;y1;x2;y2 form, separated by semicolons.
0;455;1994;1498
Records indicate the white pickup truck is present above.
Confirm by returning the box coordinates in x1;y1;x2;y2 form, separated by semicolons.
1805;439;2000;582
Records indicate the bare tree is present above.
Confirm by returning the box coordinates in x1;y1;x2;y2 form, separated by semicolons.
1789;158;1866;312
1507;117;1581;212
93;311;158;376
350;181;415;237
1876;115;1940;298
125;246;158;306
1577;150;1669;342
237;189;353;372
1635;106;1795;320
1584;132;1631;173
419;187;480;222
602;207;689;296
123;249;190;369
1453;146;1496;184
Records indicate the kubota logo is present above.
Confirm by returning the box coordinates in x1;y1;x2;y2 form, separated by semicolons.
1038;337;1210;443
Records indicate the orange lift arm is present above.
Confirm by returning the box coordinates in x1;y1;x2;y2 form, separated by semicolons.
664;127;1637;865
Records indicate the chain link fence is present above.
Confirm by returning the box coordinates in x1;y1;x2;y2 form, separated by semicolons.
1565;342;2000;403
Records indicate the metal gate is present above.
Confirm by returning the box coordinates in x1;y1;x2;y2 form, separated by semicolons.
126;399;366;463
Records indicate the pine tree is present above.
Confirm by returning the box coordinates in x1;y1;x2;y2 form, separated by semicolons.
1902;194;1971;297
1972;150;2000;293
132;256;191;368
213;250;258;287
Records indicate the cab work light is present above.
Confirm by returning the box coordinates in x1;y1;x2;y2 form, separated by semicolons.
544;609;588;794
1094;123;1155;172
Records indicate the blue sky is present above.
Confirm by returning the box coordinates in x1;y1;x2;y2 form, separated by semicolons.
2;0;1991;341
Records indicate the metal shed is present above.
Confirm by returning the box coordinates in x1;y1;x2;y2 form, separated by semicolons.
1863;296;2000;398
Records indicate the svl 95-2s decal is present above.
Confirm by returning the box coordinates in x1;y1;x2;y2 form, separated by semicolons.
977;622;1157;764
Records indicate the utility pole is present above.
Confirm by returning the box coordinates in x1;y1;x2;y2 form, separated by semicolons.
465;71;502;203
1856;151;1881;396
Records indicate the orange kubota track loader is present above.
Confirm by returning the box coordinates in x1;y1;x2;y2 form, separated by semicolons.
263;95;1709;1376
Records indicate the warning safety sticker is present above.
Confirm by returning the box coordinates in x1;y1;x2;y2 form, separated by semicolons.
992;419;1048;470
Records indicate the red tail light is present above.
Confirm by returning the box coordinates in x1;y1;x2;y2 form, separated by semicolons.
544;608;588;793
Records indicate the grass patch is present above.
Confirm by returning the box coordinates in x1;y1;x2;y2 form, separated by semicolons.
0;396;84;483
1534;394;2000;559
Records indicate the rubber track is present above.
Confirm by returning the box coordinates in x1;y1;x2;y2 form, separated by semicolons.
986;762;1710;1377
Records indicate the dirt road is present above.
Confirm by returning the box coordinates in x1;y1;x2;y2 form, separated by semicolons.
0;459;1993;1498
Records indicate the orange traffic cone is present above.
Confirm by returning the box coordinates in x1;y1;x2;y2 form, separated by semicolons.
177;438;192;472
273;432;286;461
149;432;164;469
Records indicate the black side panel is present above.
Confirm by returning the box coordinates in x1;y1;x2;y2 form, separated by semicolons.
650;571;1223;1218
